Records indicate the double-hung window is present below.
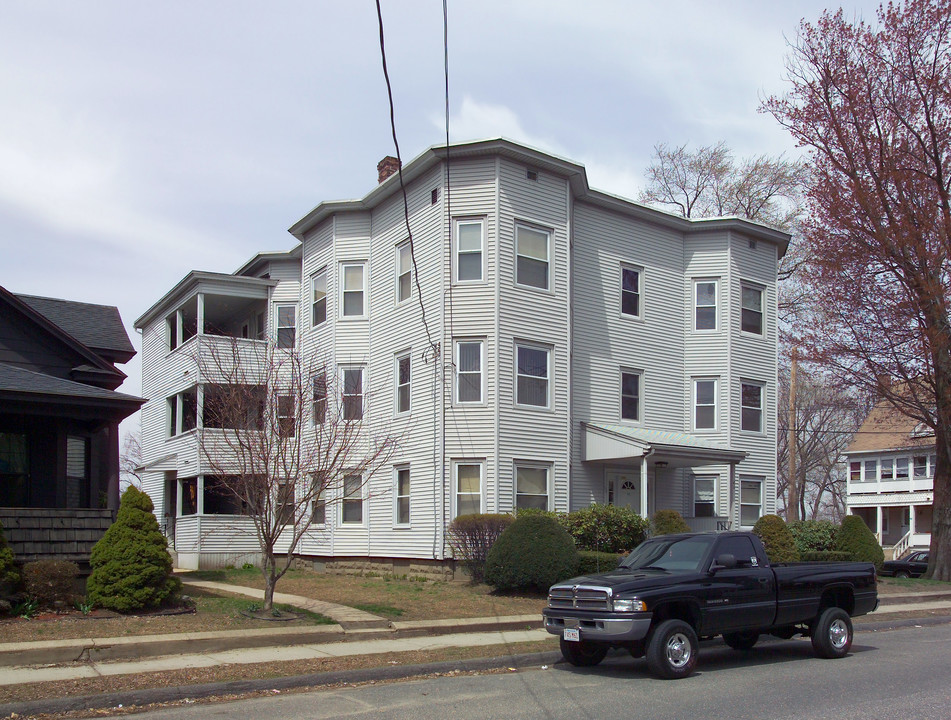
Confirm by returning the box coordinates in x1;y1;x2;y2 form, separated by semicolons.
341;262;366;318
694;379;717;430
896;457;909;479
395;466;410;525
694;476;716;517
276;479;295;526
396;353;411;414
741;381;764;433
515;464;549;511
276;305;296;349
455;340;483;404
694;280;718;331
342;473;363;524
397;242;412;303
914;456;928;478
740;477;763;526
864;459;878;481
342;367;364;421
741;283;764;335
621;370;640;421
516;343;550;408
621;265;641;318
455;219;484;282
454;462;482;516
312;372;327;425
312;270;327;327
277;395;295;438
515;224;550;290
880;458;894;480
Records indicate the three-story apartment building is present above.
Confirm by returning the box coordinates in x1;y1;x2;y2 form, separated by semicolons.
135;139;787;570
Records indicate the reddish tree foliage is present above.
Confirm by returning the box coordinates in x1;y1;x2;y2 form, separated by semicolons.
764;0;951;578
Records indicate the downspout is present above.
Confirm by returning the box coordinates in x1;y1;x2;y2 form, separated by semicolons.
641;447;653;520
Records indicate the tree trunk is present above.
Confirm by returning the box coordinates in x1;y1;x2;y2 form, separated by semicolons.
263;564;276;611
928;427;951;581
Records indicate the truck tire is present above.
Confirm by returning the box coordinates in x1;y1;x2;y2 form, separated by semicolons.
811;607;852;659
559;637;608;667
646;619;698;679
723;631;759;650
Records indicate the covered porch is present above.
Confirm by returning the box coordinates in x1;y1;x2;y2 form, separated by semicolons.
582;422;749;532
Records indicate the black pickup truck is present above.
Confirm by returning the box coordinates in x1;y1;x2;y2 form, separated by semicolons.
543;531;878;679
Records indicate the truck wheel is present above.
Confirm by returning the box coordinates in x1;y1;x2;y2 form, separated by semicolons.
723;631;759;650
811;607;852;659
646;619;698;679
559;638;608;667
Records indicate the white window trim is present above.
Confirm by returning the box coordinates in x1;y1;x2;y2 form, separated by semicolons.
514;341;551;410
452;460;484;517
620;263;643;320
394;464;411;527
693;278;719;332
454;339;485;406
340;365;365;421
311;268;328;328
340;472;365;526
620;368;642;423
453;217;485;284
395;351;411;415
275;304;297;349
514;461;552;512
739;476;763;528
693;377;719;432
693;475;717;518
740;380;765;434
339;261;367;320
396;241;412;304
514;222;552;292
740;281;765;337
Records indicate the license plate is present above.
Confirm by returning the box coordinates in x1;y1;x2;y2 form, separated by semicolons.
563;628;580;642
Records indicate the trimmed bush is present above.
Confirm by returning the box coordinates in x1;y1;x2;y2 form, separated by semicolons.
87;486;181;612
802;551;854;562
788;520;838;555
23;560;78;608
560;504;649;554
752;514;801;563
485;515;579;592
576;550;623;576
0;520;19;588
447;513;515;583
651;510;691;536
836;515;885;570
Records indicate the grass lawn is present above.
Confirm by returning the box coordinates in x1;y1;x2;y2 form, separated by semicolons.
878;576;951;592
185;567;547;621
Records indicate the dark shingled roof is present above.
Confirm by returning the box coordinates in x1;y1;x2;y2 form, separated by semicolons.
0;363;143;406
15;294;135;358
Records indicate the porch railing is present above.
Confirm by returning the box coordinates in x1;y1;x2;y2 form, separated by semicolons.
685;516;733;533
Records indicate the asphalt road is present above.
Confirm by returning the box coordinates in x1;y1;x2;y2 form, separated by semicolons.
123;624;951;720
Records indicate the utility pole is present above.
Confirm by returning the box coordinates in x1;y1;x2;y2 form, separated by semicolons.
788;348;800;522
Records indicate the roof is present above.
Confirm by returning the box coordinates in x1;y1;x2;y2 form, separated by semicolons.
15;293;135;361
583;422;749;466
846;399;934;455
0;363;144;408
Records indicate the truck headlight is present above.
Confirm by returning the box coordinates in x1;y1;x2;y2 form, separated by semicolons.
612;598;646;612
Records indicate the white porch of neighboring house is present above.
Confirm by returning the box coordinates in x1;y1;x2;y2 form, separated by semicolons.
582;423;749;532
848;495;933;560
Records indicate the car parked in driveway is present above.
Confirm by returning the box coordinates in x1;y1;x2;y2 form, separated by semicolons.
881;550;930;578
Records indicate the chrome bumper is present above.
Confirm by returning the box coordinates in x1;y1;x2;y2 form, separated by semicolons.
543;610;653;642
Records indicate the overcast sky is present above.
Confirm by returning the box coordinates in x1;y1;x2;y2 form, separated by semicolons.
0;0;882;432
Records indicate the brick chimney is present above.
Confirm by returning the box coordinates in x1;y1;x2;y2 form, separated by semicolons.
377;155;401;184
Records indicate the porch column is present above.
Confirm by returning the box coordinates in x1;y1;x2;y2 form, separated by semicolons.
909;505;917;537
640;460;648;520
876;506;883;540
197;292;205;337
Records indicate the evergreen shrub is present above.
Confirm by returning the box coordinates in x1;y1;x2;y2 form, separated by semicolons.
752;514;801;563
576;550;623;576
485;515;579;592
651;509;692;536
788;520;838;555
0;520;19;588
86;486;181;612
801;550;854;562
446;513;515;583
23;560;79;608
560;504;649;553
835;515;885;570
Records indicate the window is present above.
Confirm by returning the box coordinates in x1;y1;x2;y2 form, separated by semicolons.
914;456;928;478
455;340;483;404
277;395;295;438
741;284;764;335
65;436;88;508
312;270;327;327
276;305;296;349
741;382;764;433
276;479;295;526
202;383;264;430
516;343;550;408
342;367;364;421
621;265;641;318
310;473;325;524
621;371;640;421
515;224;550;290
203;476;245;515
396;353;411;414
455;219;484;282
455;463;482;516
740;478;763;526
312;372;327;425
341;262;366;318
515;464;549;511
167;313;178;350
181;477;197;516
864;459;878;480
850;462;861;482
168;388;197;436
395;466;410;525
342;473;363;524
717;535;758;567
694;379;717;430
881;458;894;480
397;242;412;303
694;280;718;330
896;457;909;479
694;476;716;517
0;433;28;507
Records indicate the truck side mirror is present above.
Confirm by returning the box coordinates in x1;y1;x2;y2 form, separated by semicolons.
710;553;737;573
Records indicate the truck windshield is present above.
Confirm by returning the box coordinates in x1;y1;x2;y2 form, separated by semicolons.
619;535;714;573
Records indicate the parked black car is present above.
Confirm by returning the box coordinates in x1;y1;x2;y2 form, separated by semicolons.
881;550;930;578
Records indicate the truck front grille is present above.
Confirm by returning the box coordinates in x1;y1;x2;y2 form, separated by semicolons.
548;585;612;611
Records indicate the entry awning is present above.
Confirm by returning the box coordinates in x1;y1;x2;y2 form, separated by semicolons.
136;453;179;473
583;422;748;467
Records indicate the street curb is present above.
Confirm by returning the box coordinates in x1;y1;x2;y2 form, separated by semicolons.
0;650;564;718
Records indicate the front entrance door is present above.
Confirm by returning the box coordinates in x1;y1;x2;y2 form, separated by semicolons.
606;469;640;514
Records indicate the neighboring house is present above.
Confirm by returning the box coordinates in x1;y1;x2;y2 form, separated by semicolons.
135;138;788;571
0;286;144;568
846;397;935;559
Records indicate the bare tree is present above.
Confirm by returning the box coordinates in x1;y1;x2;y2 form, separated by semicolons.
119;427;143;490
194;337;397;611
